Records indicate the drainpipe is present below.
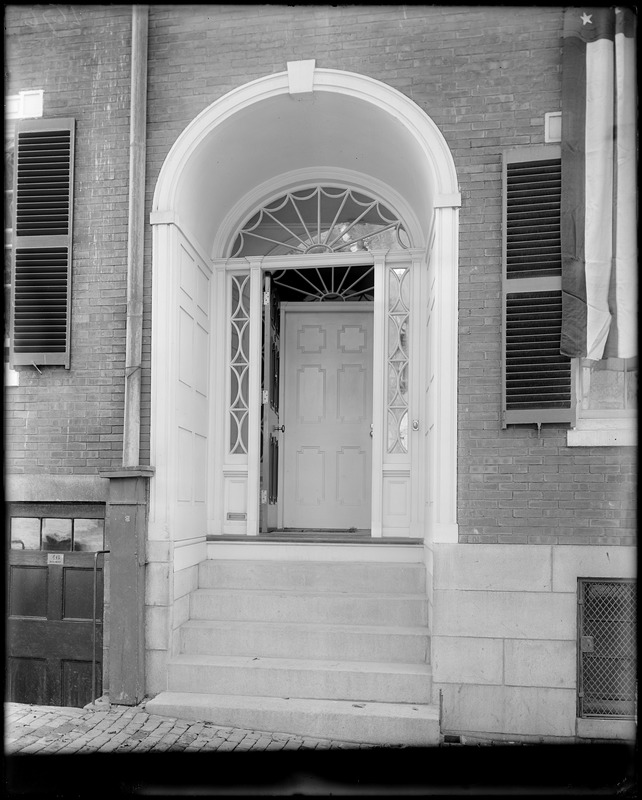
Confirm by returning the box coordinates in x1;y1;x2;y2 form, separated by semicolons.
100;3;151;707
123;4;149;467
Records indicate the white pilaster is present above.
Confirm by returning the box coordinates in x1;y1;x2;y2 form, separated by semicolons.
246;258;264;535
149;222;177;541
431;206;459;543
370;252;386;537
209;264;227;535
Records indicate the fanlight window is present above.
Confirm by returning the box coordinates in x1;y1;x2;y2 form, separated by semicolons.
271;264;374;302
230;185;410;258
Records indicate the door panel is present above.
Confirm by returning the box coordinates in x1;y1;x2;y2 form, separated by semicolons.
296;366;326;422
295;446;326;505
283;308;373;529
8;658;47;706
337;364;367;422
336;446;368;506
9;565;48;617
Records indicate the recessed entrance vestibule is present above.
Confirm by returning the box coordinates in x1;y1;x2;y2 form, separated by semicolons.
216;247;422;539
150;64;461;554
216;181;421;539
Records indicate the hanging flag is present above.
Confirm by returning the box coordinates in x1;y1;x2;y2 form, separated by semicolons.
560;6;637;361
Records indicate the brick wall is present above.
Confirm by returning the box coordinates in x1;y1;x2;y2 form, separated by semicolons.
4;5;636;544
5;4;132;474
143;3;637;547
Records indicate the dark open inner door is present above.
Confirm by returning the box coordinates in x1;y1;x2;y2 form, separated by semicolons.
261;273;281;532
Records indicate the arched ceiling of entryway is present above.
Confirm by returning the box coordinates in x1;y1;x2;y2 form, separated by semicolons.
152;68;460;258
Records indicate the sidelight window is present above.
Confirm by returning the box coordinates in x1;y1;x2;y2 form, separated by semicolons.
386;267;410;453
228;273;251;455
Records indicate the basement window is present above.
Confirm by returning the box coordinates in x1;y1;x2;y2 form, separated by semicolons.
8;504;105;552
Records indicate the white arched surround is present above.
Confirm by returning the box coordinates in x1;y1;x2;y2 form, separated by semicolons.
149;66;462;598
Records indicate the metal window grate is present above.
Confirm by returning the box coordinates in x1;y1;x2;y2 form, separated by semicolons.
578;579;637;718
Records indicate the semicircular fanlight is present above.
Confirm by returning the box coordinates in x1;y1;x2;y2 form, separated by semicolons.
270;264;375;302
230;185;410;258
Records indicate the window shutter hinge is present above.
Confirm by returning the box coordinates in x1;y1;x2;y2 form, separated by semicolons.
263;290;270;306
262;389;269;404
261;489;268;504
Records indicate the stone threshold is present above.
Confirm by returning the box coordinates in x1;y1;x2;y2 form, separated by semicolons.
207;532;422;545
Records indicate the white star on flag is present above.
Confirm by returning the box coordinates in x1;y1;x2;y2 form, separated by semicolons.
580;12;593;25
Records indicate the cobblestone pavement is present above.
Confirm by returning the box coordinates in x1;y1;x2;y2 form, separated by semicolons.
4;701;375;755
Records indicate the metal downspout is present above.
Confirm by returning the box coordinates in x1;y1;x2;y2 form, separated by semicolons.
123;4;149;467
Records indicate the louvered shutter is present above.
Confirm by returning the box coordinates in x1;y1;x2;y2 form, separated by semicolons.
10;118;75;368
501;146;575;427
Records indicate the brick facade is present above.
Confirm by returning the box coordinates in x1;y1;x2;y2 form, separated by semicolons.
5;4;132;473
5;4;636;543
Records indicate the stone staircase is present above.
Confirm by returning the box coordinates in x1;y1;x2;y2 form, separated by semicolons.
145;557;441;745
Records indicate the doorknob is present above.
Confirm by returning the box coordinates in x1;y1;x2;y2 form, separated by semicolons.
273;424;285;433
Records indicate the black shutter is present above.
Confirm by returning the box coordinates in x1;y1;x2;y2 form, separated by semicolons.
501;146;575;427
10;118;75;368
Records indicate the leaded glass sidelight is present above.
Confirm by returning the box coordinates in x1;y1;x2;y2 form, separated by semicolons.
387;267;410;454
230;186;410;258
229;273;251;454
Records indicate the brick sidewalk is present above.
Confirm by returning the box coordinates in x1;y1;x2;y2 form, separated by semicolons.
4;703;635;798
4;701;374;755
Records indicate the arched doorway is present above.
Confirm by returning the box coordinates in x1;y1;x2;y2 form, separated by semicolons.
149;65;461;560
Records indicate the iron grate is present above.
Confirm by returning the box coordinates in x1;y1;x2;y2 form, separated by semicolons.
578;579;637;718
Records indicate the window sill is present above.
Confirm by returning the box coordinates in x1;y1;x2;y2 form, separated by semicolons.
567;418;636;447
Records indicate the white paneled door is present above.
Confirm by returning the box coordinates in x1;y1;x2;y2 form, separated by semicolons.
281;306;373;530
